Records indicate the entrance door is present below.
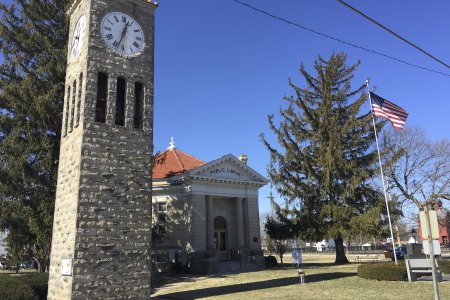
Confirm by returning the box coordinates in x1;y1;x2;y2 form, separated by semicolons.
214;216;228;261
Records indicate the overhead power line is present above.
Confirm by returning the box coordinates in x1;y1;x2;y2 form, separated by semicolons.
337;0;450;70
232;0;450;77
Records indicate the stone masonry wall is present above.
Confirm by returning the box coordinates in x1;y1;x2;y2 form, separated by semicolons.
48;0;90;297
48;0;156;299
48;127;83;299
73;124;152;299
153;192;193;251
246;196;262;250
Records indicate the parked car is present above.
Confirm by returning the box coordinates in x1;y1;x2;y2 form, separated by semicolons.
391;245;407;261
23;260;37;269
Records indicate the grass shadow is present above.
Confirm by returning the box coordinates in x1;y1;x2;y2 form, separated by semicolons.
305;271;356;283
278;262;346;269
152;272;356;299
152;273;207;290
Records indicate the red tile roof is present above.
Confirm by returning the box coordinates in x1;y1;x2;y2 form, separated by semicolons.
152;148;206;179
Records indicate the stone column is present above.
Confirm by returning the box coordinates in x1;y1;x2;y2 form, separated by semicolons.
236;197;245;249
206;195;214;249
106;75;116;127
246;197;261;250
190;194;207;251
125;80;135;129
243;198;249;248
62;86;69;137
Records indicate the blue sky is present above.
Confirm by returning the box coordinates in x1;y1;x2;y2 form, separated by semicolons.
1;0;448;215
154;0;450;214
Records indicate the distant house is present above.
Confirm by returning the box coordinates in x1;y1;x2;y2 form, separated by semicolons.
0;231;6;257
312;239;336;251
151;140;267;262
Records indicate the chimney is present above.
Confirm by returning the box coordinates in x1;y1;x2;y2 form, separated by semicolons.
239;154;248;165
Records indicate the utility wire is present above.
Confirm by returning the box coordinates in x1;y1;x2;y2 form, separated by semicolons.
337;0;450;70
232;0;450;77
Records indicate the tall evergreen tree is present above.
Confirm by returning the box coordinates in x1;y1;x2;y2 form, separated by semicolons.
261;53;387;263
0;0;68;272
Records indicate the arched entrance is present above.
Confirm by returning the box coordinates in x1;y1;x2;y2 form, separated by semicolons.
214;216;228;261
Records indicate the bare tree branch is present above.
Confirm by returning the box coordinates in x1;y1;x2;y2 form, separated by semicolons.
383;127;450;211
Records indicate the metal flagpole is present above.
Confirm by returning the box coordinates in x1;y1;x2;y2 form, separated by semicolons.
365;80;398;265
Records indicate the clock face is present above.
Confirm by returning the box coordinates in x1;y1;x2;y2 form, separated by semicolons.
70;15;86;60
100;12;145;57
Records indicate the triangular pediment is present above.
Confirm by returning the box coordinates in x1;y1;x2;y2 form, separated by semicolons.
189;154;267;185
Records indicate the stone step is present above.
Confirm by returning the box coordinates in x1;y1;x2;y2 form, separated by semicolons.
217;261;262;273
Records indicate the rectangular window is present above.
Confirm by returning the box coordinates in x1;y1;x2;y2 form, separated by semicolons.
157;202;167;231
75;73;83;128
158;203;167;213
63;86;70;137
69;79;76;133
134;82;143;129
95;72;108;123
115;77;126;126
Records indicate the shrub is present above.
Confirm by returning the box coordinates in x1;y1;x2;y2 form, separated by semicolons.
0;275;36;300
21;273;49;300
437;259;450;274
357;262;407;281
265;255;278;268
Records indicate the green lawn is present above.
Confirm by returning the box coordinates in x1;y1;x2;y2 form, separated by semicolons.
151;253;450;300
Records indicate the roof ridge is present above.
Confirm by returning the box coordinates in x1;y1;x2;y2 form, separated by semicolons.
173;148;206;163
152;147;206;179
173;149;185;171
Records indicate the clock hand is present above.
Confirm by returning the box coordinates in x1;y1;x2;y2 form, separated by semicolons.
117;21;130;49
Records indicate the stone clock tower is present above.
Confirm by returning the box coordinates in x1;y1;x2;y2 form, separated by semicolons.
48;0;157;299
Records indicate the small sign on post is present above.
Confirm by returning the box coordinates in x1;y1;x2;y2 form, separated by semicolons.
419;211;439;240
420;203;441;300
423;240;441;255
60;258;73;276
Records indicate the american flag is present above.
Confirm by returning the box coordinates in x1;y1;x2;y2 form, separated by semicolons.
369;92;408;131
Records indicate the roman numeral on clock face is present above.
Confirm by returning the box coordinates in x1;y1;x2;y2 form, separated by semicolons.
101;12;145;56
